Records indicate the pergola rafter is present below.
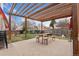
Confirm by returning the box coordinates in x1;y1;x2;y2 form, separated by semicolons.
18;3;31;15
15;3;25;14
31;3;72;19
28;3;59;17
25;3;45;16
32;4;72;21
21;3;37;16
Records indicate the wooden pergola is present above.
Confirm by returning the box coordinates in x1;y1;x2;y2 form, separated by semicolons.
7;3;79;55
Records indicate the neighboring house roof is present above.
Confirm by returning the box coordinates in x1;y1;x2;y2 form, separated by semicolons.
37;26;51;30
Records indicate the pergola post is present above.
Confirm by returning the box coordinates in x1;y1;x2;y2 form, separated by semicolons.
25;17;27;39
9;14;11;41
41;21;43;33
41;21;44;44
72;3;79;56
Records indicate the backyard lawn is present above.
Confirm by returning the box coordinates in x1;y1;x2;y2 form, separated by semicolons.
8;33;36;43
7;33;70;43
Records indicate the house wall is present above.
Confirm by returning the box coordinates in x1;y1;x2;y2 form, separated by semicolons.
49;28;70;37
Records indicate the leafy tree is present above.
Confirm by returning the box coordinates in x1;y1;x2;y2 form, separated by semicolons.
50;20;56;29
21;20;37;34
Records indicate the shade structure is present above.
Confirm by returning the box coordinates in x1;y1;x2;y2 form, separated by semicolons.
6;3;72;22
2;3;79;56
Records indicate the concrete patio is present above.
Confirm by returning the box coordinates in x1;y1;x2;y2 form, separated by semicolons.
0;38;73;56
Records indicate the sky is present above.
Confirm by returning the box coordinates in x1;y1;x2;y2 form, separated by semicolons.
1;3;23;26
1;3;50;26
1;3;71;27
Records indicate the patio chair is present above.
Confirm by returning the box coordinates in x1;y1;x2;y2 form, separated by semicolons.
43;35;48;45
36;36;40;43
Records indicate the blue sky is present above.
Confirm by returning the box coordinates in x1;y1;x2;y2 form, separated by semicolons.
1;4;27;26
1;3;71;28
1;3;51;27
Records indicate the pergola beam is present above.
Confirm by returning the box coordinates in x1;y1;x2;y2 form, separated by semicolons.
8;12;43;22
8;13;25;17
9;3;17;14
8;13;42;22
40;14;71;22
29;18;42;22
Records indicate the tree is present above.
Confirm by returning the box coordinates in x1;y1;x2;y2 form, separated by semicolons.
50;20;56;29
21;20;37;33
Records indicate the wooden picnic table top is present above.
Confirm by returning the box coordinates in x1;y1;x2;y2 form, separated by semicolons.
38;33;52;36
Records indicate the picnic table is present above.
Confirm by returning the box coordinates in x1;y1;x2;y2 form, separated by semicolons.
36;33;52;45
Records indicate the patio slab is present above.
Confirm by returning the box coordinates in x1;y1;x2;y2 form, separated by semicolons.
0;38;73;56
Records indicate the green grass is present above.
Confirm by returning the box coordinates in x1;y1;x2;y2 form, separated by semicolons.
8;33;36;43
8;33;70;43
